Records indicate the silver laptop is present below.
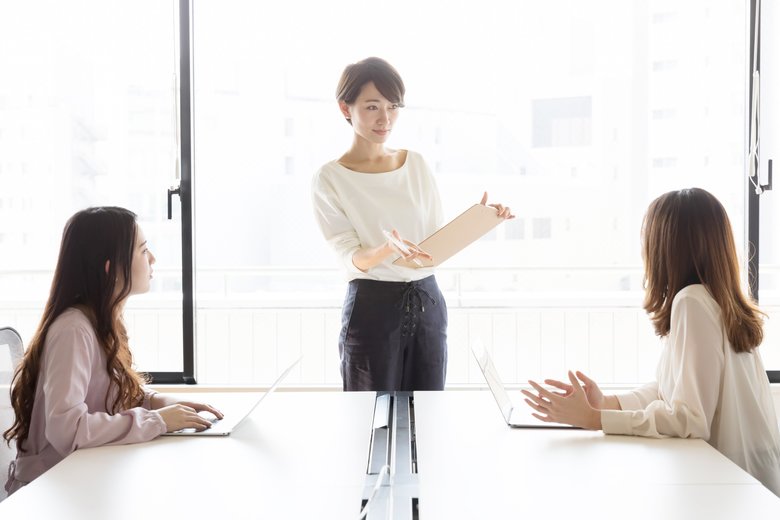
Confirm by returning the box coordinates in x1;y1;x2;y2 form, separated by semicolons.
164;357;301;436
470;340;577;429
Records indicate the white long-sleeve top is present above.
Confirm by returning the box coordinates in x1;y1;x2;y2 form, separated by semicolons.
5;308;166;494
601;284;780;496
311;150;444;282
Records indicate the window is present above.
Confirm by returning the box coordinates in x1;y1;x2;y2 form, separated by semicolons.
505;219;526;240
532;218;552;240
532;97;592;148
1;1;762;388
0;1;183;375
190;1;749;386
652;157;678;168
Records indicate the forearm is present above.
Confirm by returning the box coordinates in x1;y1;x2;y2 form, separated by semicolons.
47;406;166;453
351;243;394;272
615;381;660;410
150;393;179;410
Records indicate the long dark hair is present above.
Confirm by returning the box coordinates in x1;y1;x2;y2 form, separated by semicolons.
642;188;764;352
4;207;148;452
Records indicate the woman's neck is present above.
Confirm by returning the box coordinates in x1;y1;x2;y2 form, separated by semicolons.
342;137;389;163
338;139;406;174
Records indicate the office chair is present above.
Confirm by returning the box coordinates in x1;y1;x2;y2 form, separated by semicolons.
0;327;23;502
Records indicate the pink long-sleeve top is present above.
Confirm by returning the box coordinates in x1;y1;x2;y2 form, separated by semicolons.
5;308;167;495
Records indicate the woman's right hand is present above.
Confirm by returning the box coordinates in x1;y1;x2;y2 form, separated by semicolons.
385;229;433;265
157;404;215;433
544;371;606;410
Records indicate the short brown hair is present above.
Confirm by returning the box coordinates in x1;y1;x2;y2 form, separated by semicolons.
642;188;764;352
336;57;406;107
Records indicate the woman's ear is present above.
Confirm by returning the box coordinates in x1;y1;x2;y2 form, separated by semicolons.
104;260;110;275
339;101;351;121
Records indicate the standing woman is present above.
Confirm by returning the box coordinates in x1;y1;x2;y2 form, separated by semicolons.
4;207;223;495
312;57;513;392
522;188;780;496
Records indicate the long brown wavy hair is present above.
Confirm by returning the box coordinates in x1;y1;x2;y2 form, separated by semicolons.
642;188;764;352
4;207;148;452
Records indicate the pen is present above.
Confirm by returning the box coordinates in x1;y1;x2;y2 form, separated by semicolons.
382;230;424;267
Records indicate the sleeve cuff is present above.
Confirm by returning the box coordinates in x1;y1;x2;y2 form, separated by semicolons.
343;248;364;274
615;392;644;411
151;411;167;435
601;409;635;435
142;387;158;410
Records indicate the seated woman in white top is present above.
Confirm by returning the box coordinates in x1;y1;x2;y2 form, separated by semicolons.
522;187;780;496
3;207;223;495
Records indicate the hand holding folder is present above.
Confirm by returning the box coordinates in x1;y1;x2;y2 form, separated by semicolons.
383;229;429;267
392;202;509;269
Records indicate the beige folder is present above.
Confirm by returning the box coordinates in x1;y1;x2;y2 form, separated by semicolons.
392;204;504;268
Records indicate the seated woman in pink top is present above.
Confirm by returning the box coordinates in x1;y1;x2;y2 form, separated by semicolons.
3;207;223;495
521;188;780;496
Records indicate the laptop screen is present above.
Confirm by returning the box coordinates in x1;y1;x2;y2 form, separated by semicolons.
162;357;301;436
471;340;515;423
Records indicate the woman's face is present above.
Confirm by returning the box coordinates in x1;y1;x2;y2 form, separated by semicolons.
129;225;155;296
341;81;401;145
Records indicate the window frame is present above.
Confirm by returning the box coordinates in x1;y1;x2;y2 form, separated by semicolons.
747;0;778;383
147;0;196;384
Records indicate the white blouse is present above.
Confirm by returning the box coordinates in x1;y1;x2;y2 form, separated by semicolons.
601;284;780;496
311;150;443;282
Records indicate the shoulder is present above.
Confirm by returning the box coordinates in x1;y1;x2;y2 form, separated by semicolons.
671;284;721;324
318;159;342;173
672;284;717;307
402;150;436;177
313;160;342;180
403;149;426;167
312;160;344;192
47;308;98;350
50;307;94;334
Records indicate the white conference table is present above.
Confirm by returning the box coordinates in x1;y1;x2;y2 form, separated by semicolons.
0;391;376;520
4;389;780;519
414;390;780;519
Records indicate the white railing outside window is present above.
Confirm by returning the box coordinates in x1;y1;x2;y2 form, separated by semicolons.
2;265;777;387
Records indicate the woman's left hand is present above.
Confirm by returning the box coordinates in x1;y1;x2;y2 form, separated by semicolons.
176;401;224;421
480;192;515;219
520;371;602;430
151;394;224;420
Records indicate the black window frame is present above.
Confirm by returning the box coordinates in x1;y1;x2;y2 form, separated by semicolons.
747;0;778;383
147;0;196;384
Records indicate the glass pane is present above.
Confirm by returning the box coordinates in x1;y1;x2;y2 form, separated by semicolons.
193;0;747;385
0;1;182;373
